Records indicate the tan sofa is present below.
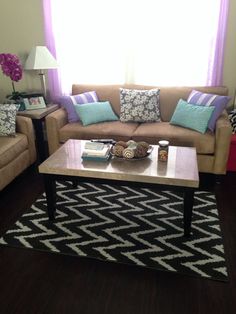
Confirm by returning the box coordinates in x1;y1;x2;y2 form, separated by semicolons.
46;84;232;174
0;116;37;191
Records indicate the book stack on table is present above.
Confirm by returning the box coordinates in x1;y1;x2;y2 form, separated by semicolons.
82;141;112;162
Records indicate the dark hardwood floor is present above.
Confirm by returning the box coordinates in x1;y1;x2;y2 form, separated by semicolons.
0;165;236;314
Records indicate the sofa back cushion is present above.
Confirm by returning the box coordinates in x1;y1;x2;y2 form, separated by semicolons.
72;84;229;122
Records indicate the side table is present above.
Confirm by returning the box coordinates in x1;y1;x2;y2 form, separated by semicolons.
17;104;59;162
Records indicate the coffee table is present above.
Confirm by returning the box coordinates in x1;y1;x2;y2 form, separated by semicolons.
38;139;199;236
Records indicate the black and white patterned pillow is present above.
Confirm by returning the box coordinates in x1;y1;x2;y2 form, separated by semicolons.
119;88;161;123
229;110;236;133
0;104;18;136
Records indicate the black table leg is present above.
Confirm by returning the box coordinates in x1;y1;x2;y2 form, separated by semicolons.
183;189;194;237
44;175;56;220
32;119;47;162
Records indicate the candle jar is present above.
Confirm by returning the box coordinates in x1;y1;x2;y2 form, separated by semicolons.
158;140;169;162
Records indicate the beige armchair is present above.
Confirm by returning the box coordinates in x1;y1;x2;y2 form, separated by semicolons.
0;116;37;191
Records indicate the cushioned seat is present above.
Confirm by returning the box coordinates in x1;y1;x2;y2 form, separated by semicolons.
132;122;215;154
0;116;36;191
59;120;139;143
0;134;29;168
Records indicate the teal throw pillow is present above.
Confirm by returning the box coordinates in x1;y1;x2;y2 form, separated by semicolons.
75;101;118;126
170;99;214;134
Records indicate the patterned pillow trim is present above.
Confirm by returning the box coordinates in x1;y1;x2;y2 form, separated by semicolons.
0;104;18;137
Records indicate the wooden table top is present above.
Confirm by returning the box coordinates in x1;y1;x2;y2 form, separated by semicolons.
17;104;59;119
39;139;199;188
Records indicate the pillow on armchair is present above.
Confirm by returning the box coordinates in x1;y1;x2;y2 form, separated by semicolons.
0;104;19;136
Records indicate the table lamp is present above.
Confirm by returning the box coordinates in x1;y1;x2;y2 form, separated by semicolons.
24;46;58;99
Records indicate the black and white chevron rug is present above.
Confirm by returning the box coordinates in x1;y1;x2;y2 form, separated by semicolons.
0;181;228;281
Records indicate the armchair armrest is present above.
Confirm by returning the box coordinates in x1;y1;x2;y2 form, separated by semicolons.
45;108;68;155
214;110;232;174
16;116;36;164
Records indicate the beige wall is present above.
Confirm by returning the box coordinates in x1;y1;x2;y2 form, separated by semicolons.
0;0;45;101
0;0;236;105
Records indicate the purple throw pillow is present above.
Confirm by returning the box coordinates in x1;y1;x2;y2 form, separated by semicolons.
59;91;99;123
187;90;231;132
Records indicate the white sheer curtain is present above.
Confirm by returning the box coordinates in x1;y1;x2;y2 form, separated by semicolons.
46;0;227;96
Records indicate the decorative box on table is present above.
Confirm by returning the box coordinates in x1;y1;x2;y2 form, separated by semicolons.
227;134;236;171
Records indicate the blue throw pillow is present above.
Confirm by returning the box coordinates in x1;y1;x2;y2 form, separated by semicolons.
170;99;214;134
75;101;118;126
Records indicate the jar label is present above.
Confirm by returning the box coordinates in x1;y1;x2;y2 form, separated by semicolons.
160;150;168;161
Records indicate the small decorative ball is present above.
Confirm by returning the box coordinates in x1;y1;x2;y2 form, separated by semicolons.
128;142;137;150
123;148;135;159
127;140;136;146
116;141;128;148
112;145;124;157
134;144;148;158
138;141;150;150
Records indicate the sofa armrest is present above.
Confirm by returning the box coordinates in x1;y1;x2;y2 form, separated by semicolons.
45;108;68;155
16;116;37;164
214;111;232;174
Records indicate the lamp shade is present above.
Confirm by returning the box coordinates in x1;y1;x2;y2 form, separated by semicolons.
24;46;58;70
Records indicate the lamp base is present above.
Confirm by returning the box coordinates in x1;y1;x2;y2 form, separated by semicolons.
38;70;47;100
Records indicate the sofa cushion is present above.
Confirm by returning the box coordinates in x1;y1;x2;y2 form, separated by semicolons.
170;99;214;134
74;101;118;126
0;104;18;136
59;91;98;123
187;90;231;131
0;133;28;168
119;88;161;122
59;121;139;143
132;122;215;154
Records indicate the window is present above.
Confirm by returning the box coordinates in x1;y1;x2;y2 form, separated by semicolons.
43;0;229;98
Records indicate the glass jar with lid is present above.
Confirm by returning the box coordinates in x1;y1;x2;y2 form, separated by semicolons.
158;140;169;162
